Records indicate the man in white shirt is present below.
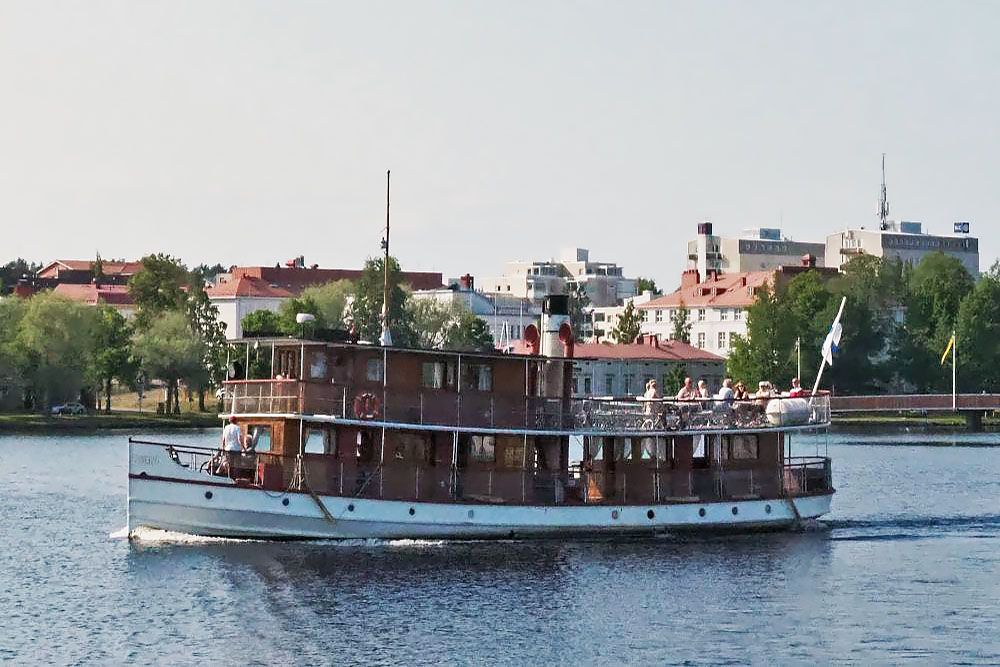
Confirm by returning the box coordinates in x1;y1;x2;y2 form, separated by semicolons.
716;378;735;402
218;416;244;474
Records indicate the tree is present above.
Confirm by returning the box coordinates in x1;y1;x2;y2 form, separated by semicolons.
0;298;27;408
670;299;691;343
242;310;284;337
91;252;105;285
300;280;354;329
663;364;687;395
567;282;591;342
128;254;189;329
409;299;454;349
132;311;208;415
0;258;41;295
185;276;228;411
277;296;324;336
349;256;417;347
91;306;136;413
726;285;794;388
443;309;495;352
955;263;1000;392
611;301;642;344
15;293;98;410
635;277;661;296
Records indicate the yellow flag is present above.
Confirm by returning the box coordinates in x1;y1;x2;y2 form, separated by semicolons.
940;333;955;366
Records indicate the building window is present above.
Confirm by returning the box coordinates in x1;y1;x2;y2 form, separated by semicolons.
584;377;592;395
734;309;742;321
720;309;728;321
366;358;383;382
605;375;614;395
697;309;706;321
718;332;726;349
697;332;706;349
461;364;493;392
654;310;663;323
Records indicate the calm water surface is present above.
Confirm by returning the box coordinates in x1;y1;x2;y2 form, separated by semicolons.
2;427;998;665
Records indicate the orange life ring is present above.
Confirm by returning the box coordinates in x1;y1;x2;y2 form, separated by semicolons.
353;392;381;420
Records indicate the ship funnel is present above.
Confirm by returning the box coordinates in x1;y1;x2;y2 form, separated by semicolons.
541;295;573;357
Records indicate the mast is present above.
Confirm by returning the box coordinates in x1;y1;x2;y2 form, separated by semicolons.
380;169;393;346
878;153;890;231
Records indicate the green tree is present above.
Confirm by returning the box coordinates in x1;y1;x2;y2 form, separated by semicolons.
409;299;454;349
0;298;27;408
242;310;284;337
663;364;687;395
15;293;98;410
300;280;354;329
132;311;208;415
91;252;105;285
670;299;691;343
726;285;794;388
91;306;136;413
277;296;324;336
443;309;495;352
955;263;1000;392
611;300;642;344
348;256;417;347
635;277;661;295
567;282;591;342
185;276;228;411
128;254;189;329
0;258;41;295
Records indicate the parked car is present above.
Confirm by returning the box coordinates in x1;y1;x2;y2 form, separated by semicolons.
51;402;87;416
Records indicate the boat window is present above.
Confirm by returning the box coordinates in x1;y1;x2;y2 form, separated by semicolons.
730;434;759;460
249;425;272;453
366;358;383;382
461;363;493;392
304;429;327;454
470;435;496;463
391;432;428;462
356;430;376;463
422;361;456;390
500;436;526;468
309;352;328;379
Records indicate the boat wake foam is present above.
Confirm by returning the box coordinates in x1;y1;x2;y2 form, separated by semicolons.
125;526;260;544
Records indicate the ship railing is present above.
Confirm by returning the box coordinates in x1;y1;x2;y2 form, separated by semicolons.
133;440;832;504
221;381;832;433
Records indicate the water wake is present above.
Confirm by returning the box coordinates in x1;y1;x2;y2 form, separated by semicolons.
823;514;1000;531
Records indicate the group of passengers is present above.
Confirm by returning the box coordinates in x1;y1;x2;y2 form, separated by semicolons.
641;376;806;404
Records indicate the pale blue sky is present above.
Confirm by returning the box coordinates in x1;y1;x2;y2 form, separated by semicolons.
1;1;997;286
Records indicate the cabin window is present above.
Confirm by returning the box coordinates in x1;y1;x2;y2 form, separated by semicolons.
366;358;384;382
304;429;327;454
391;432;428;462
604;375;614;395
422;361;456;389
584;377;592;395
356;430;376;463
730;434;759;460
309;352;327;379
623;374;633;395
248;425;272;453
469;435;496;463
572;376;580;395
462;363;493;392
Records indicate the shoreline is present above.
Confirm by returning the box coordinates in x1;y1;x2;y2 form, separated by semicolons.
0;411;221;433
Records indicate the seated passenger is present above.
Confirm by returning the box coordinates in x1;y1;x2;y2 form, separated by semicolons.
716;378;735;403
697;379;710;399
733;381;750;400
675;377;697;401
788;377;805;397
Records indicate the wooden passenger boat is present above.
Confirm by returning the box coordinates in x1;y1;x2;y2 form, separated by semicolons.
127;323;834;540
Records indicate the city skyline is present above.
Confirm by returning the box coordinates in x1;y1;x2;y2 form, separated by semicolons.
2;2;998;287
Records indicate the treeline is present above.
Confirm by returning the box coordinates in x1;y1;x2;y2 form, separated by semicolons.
728;253;999;395
0;254;226;413
240;257;494;352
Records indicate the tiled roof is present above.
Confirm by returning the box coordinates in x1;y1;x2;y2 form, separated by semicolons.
638;271;774;309
206;276;295;299
53;283;134;306
508;334;722;362
231;266;444;293
38;260;142;279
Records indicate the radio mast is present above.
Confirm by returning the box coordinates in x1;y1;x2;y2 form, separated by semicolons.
878;154;890;231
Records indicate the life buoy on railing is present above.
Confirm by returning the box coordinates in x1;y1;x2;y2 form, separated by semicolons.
353;392;381;420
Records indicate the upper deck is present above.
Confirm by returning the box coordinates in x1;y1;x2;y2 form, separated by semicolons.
221;339;831;435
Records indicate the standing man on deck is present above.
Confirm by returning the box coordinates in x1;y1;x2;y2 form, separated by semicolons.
218;416;244;474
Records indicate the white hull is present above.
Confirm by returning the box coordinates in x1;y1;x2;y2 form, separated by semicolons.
128;443;832;539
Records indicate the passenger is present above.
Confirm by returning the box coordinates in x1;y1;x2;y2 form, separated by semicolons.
697;379;710;399
788;377;805;397
755;381;774;400
733;381;751;401
642;379;660;416
218;416;244;475
675;377;697;401
716;378;734;403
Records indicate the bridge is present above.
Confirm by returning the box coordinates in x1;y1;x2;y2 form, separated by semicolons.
829;394;1000;430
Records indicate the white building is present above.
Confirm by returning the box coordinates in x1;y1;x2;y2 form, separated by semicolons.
825;221;979;275
688;223;826;275
410;277;540;349
589;291;658;342
482;248;637;308
206;275;294;339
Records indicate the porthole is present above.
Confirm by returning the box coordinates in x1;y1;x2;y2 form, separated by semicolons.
282;498;290;506
408;507;415;516
347;503;355;512
468;509;475;519
611;510;620;520
204;491;213;500
698;508;706;517
765;504;772;514
647;509;655;520
732;506;739;516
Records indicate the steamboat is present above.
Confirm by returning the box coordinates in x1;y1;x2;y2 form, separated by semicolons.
127;298;834;540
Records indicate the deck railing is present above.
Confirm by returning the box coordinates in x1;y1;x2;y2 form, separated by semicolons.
222;380;831;433
138;440;832;506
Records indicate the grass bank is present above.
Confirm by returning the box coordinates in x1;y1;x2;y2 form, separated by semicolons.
0;411;221;433
832;413;999;428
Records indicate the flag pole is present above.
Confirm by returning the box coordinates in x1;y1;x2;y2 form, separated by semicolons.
952;329;957;411
810;297;847;405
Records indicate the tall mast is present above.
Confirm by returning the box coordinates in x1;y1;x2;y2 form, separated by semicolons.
380;169;393;346
879;153;890;231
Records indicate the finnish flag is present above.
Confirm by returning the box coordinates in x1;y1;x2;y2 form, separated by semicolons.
821;297;847;366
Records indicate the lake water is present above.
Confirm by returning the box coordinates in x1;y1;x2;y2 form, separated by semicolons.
2;427;998;665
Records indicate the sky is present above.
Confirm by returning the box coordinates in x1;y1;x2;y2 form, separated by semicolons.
1;1;998;288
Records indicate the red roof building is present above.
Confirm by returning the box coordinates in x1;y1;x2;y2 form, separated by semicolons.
52;283;136;316
37;260;142;285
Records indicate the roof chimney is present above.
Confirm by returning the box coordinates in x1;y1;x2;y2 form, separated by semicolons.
681;269;700;288
459;273;474;291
